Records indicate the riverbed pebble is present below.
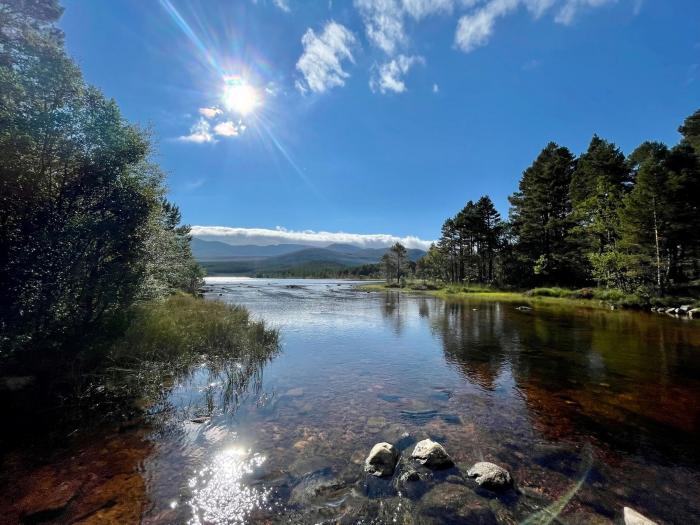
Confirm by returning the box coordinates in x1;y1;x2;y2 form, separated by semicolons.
623;507;658;525
410;439;453;468
364;442;399;477
466;461;513;489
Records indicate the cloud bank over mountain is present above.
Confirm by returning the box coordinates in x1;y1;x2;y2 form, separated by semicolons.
191;226;434;250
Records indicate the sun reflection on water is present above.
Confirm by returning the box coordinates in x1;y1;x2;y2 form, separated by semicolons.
187;446;270;524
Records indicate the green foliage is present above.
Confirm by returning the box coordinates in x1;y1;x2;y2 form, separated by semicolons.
426;109;700;296
382;242;409;283
679;108;700;156
0;1;203;357
509;143;585;286
570;135;630;255
109;294;279;366
432;195;504;285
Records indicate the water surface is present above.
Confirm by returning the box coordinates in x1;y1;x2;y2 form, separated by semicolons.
143;278;700;524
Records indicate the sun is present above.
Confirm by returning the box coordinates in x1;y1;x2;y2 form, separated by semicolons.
222;76;260;116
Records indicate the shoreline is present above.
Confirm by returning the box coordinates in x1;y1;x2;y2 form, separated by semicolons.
357;282;700;316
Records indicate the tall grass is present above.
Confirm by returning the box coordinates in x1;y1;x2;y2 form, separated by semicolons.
103;294;280;407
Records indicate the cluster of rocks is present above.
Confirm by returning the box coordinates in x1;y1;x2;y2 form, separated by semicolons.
364;438;513;490
363;439;658;524
650;304;700;318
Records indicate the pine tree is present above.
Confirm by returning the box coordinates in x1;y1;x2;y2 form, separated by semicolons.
570;135;630;254
678;109;700;157
509;142;583;285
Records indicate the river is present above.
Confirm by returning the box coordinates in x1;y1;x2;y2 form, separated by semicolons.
131;278;699;524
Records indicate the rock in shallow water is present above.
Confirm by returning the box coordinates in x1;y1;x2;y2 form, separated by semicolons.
467;462;513;489
364;442;399;477
420;483;497;524
623;507;658;525
411;439;453;468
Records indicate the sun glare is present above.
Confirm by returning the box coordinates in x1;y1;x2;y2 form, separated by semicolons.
222;76;260;116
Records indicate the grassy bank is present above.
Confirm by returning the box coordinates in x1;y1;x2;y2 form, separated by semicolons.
359;282;700;311
0;294;279;446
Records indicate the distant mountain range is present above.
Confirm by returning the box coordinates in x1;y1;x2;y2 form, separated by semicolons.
192;238;426;276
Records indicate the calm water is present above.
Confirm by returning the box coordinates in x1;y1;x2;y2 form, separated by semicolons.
142;278;700;524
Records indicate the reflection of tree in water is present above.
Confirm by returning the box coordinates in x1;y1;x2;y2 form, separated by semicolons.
421;298;700;461
379;291;406;334
427;300;510;390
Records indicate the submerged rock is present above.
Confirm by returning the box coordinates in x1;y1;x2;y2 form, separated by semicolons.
399;467;421;483
364;442;399;477
467;462;513;489
410;439;453;468
420;483;497;524
623;507;658;525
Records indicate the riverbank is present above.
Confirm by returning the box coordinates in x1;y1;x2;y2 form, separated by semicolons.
0;294;280;448
359;282;700;314
0;293;281;523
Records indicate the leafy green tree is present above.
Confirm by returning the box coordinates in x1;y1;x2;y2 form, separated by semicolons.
508;143;584;285
678;108;700;157
416;244;445;283
0;0;202;356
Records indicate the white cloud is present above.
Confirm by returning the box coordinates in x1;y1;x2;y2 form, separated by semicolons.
523;0;556;17
402;0;454;20
370;54;425;93
296;21;357;93
191;225;434;250
354;0;455;55
432;83;439;92
354;0;406;55
554;0;615;25
179;118;215;143
454;0;518;53
213;121;243;137
454;0;617;53
273;0;291;12
199;107;222;119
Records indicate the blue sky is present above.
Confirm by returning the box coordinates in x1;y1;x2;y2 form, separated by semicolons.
60;0;699;248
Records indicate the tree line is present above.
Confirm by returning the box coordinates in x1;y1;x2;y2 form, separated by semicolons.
392;112;700;296
0;0;204;358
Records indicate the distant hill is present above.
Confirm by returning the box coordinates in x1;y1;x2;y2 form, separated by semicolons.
192;237;426;276
192;238;313;259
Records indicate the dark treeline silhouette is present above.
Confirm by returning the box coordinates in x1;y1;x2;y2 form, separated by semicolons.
0;1;204;359
413;112;700;296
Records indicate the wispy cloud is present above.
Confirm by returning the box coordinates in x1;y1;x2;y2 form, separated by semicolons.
455;0;518;53
213;120;245;137
273;0;291;12
354;0;455;55
179;118;215;143
354;0;407;55
370;54;425;94
199;107;222;119
191;225;434;250
455;0;616;53
296;21;358;93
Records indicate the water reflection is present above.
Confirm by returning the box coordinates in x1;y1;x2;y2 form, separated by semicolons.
188;447;270;525
382;292;700;462
141;280;700;524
